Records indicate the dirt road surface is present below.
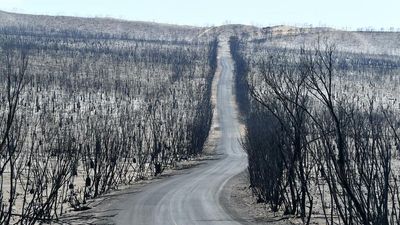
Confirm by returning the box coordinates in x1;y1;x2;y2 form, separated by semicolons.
61;39;249;225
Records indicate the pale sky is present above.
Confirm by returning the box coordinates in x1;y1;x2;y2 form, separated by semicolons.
0;0;399;29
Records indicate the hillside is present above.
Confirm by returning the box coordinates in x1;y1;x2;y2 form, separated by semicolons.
0;10;208;41
1;10;400;54
258;25;400;55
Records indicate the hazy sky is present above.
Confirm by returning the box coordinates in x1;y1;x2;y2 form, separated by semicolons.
0;0;399;29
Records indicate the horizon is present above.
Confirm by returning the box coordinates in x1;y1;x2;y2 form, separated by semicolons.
0;0;399;30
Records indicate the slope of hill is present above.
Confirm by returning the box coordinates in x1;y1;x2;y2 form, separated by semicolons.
1;10;400;54
0;10;209;41
257;26;400;55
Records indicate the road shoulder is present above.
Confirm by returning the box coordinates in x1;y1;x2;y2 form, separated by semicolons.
221;171;294;225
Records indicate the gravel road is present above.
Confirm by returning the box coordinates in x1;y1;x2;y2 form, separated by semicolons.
63;40;249;225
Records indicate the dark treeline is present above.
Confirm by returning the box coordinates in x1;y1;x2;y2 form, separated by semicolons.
0;26;217;224
229;37;249;115
230;37;400;225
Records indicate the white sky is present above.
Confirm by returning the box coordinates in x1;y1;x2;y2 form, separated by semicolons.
0;0;399;29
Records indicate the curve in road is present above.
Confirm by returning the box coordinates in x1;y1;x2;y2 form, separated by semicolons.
84;39;248;225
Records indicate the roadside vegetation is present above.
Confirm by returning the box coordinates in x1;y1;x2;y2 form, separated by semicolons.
231;32;400;225
2;9;400;225
0;24;217;224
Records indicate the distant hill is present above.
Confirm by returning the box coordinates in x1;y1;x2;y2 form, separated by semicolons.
1;10;400;55
0;10;209;41
257;25;400;56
